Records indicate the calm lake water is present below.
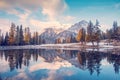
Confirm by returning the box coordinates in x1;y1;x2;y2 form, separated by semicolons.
0;49;120;80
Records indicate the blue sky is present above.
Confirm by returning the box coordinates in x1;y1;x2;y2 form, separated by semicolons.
0;0;120;33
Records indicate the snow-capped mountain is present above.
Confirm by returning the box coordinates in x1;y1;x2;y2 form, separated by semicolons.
68;20;88;34
40;20;89;44
56;30;76;39
55;20;88;40
40;28;56;44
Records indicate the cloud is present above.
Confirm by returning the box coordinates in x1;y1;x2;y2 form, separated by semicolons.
18;9;31;24
9;72;31;80
0;19;10;34
40;0;67;21
0;0;71;33
41;69;74;80
29;60;72;72
0;0;40;10
61;15;76;23
41;70;63;80
7;9;21;15
0;0;67;21
0;58;9;72
29;19;72;33
101;59;110;66
65;16;75;21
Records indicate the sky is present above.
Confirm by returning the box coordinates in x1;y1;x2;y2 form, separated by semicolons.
0;0;120;33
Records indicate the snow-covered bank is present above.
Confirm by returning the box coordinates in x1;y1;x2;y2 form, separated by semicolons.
40;42;120;48
0;42;120;51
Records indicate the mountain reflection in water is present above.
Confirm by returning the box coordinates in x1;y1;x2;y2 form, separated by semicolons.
0;49;120;80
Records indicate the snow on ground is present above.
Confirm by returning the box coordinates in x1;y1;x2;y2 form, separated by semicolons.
40;42;115;48
0;42;119;51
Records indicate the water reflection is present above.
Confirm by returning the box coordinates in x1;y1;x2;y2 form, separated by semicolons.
0;49;120;80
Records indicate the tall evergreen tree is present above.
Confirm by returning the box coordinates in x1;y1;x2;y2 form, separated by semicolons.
35;32;39;44
87;20;93;36
24;27;31;45
19;25;24;45
15;26;20;45
112;21;118;40
113;21;118;34
86;20;101;46
4;32;9;45
94;19;101;46
76;28;86;44
86;20;94;45
0;29;2;45
32;32;39;44
9;23;16;45
1;34;4;46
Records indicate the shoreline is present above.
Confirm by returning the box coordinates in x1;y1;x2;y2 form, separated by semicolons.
0;43;120;51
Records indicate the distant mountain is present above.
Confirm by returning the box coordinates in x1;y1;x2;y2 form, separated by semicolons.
55;20;88;41
40;28;56;44
68;20;88;34
56;30;76;39
40;20;89;44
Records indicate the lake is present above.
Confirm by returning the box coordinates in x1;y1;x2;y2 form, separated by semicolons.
0;49;120;80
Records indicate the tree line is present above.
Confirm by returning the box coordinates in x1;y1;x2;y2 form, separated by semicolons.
0;23;40;46
76;20;120;46
0;20;120;46
55;20;120;46
105;21;120;44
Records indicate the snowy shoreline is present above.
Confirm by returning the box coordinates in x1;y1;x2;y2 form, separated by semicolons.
0;43;120;51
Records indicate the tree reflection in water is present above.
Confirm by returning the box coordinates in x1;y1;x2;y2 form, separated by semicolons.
0;49;120;75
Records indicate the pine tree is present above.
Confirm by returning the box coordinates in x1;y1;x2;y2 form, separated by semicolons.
39;36;41;44
4;32;9;45
94;19;101;46
0;29;2;45
112;21;118;40
106;29;112;44
15;26;20;45
9;23;16;45
113;21;118;34
19;25;24;45
86;21;94;45
87;21;93;36
24;27;31;45
1;34;4;46
35;32;39;44
76;28;86;44
33;32;36;44
118;27;120;40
